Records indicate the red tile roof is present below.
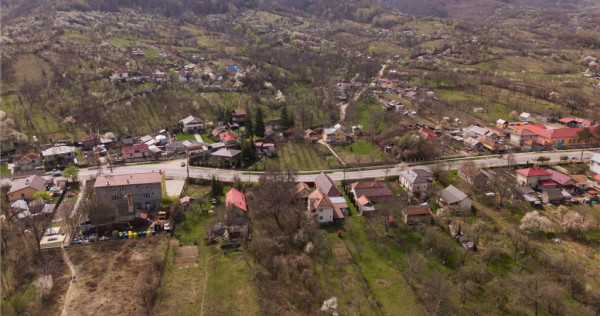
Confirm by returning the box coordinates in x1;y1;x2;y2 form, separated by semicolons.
546;169;575;186
219;131;237;142
558;117;594;126
516;167;551;177
403;205;433;216
350;181;392;198
356;196;371;206
226;188;247;212
539;179;558;186
515;124;597;140
122;144;149;154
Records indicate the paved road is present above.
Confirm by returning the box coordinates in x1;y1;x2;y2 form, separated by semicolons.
77;149;598;183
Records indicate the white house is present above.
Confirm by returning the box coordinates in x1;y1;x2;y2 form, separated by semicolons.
399;168;433;194
41;146;77;163
519;112;532;121
179;115;204;132
590;153;600;174
308;190;335;224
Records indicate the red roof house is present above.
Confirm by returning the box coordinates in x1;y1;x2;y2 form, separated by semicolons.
516;167;552;188
225;188;247;212
418;128;436;140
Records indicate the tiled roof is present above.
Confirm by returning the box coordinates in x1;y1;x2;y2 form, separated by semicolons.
516;167;551;177
314;172;341;197
9;175;46;194
546;169;575;186
350;181;392;198
403;205;433;216
122;144;149;154
226;188;247;212
400;168;432;184
356;195;371;206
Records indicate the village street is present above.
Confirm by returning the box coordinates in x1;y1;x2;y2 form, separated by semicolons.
74;148;599;183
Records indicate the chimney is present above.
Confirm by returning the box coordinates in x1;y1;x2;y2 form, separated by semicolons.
127;179;129;183
25;179;30;185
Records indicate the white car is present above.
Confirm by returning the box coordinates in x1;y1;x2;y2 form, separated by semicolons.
180;161;186;167
163;223;171;231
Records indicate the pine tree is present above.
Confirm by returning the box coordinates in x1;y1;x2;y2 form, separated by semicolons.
280;104;289;129
255;107;265;138
244;106;254;139
216;107;225;122
241;141;256;161
210;175;223;198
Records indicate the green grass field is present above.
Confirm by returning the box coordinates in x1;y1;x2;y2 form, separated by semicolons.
338;140;382;156
257;142;339;171
154;202;259;315
336;217;425;315
176;133;197;141
1;163;11;175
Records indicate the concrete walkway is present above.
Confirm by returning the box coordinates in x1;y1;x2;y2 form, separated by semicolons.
318;140;346;166
194;133;204;143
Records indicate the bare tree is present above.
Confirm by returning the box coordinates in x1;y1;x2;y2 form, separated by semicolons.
405;248;425;286
488;170;514;208
422;272;456;315
25;198;50;255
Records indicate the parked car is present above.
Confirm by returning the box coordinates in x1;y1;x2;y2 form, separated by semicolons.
180;161;186;167
163;223;171;231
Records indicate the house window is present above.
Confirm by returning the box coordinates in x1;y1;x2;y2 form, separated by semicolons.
112;195;120;200
143;193;150;198
319;216;323;220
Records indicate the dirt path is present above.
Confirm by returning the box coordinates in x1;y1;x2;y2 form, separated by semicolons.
194;133;204;143
338;64;386;122
60;245;76;316
318;140;346;166
199;253;210;316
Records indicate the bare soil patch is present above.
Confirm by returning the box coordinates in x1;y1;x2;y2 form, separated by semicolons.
63;237;168;316
174;245;199;269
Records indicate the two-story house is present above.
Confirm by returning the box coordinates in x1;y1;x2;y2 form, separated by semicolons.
179;115;204;132
515;167;551;189
399;168;433;195
322;124;353;144
41;146;77;164
122;144;149;160
13;153;41;171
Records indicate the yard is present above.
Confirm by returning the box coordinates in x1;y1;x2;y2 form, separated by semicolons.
319;216;424;315
1;163;10;176
64;237;170;316
336;140;388;165
153;198;259;315
176;133;197;141
256;142;339;171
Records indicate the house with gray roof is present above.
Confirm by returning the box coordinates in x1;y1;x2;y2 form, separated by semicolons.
399;168;433;194
41;146;76;164
314;172;341;197
439;185;472;215
179;115;204;132
8;175;47;202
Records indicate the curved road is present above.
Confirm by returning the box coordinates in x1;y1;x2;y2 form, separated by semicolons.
78;149;598;183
